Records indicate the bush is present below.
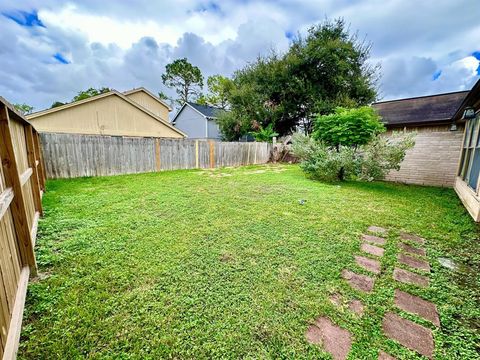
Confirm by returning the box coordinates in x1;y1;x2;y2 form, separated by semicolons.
292;134;359;181
292;132;415;182
359;132;415;181
313;106;385;148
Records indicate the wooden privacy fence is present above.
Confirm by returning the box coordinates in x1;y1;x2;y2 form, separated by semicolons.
0;98;45;359
40;133;273;179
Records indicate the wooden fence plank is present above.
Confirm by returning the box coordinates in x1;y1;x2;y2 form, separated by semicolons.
2;266;29;360
0;105;37;274
0;188;13;221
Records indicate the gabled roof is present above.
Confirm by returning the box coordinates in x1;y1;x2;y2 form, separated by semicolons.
171;102;225;124
186;102;223;118
123;87;172;111
372;90;470;127
27;90;186;137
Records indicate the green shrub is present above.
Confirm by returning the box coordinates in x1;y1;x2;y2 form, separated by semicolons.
292;132;415;182
313;106;385;148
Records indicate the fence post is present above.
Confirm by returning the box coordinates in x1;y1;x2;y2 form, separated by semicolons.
254;142;258;164
195;140;199;168
33;132;46;191
155;138;161;171
0;105;37;275
25;125;43;216
209;140;215;168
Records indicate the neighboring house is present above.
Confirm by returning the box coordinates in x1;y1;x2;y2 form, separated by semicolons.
27;88;185;138
172;102;223;139
373;91;469;187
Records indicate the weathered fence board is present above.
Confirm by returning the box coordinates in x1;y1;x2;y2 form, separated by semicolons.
40;133;273;179
0;97;44;360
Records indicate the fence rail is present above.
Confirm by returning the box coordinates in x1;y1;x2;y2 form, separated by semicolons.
40;133;272;179
0;97;45;359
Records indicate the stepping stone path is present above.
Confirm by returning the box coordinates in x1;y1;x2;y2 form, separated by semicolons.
342;269;375;293
378;351;396;360
305;317;352;360
368;225;388;234
398;242;426;257
393;267;429;287
394;289;440;326
355;255;381;274
362;234;386;246
348;299;364;316
400;231;425;245
361;242;385;257
382;312;434;358
398;253;430;272
328;293;365;316
307;229;439;359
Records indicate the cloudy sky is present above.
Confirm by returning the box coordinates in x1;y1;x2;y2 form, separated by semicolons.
1;0;479;111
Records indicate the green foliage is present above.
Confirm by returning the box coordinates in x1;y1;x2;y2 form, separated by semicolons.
14;103;34;114
292;134;358;181
292;132;415;182
313;106;385;148
162;58;204;106
360;132;416;181
203;75;235;109
72;87;110;102
158;91;169;101
217;110;250;141
18;165;480;359
50;101;65;108
250;124;279;142
226;19;378;138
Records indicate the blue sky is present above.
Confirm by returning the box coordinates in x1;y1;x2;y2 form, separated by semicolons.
0;0;479;110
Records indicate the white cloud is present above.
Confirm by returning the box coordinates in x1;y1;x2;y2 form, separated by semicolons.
0;0;479;111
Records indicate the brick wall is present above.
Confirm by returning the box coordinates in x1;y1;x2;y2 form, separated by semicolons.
385;124;464;187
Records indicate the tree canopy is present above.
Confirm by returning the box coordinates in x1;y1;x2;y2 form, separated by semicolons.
72;87;110;102
162;58;204;106
202;75;234;109
222;19;378;140
13;103;34;115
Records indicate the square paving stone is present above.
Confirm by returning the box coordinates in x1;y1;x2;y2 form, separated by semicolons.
355;255;381;274
378;351;396;359
394;289;440;326
305;317;352;360
342;269;375;293
393;268;429;288
398;242;426;257
382;312;434;358
398;253;430;272
400;232;425;245
362;234;386;246
368;226;388;234
361;242;385;257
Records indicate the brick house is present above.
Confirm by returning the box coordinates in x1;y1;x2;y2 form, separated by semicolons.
373;91;468;187
373;79;480;221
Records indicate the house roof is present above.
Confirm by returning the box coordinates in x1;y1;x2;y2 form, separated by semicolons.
123;87;172;111
372;90;470;127
452;79;480;120
27;90;186;137
186;102;223;118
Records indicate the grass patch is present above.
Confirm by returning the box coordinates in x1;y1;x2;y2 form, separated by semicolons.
20;164;479;359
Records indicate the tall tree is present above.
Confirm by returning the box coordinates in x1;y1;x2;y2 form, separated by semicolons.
204;75;234;109
162;58;204;106
222;19;378;140
72;87;110;102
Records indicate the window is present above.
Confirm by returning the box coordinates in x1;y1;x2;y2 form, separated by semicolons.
458;112;480;192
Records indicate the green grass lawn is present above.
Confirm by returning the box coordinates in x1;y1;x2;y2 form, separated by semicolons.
19;164;479;359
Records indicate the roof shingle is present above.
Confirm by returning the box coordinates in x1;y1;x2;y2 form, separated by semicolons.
372;91;469;127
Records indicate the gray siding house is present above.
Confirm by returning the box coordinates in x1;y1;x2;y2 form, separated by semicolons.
172;102;223;139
